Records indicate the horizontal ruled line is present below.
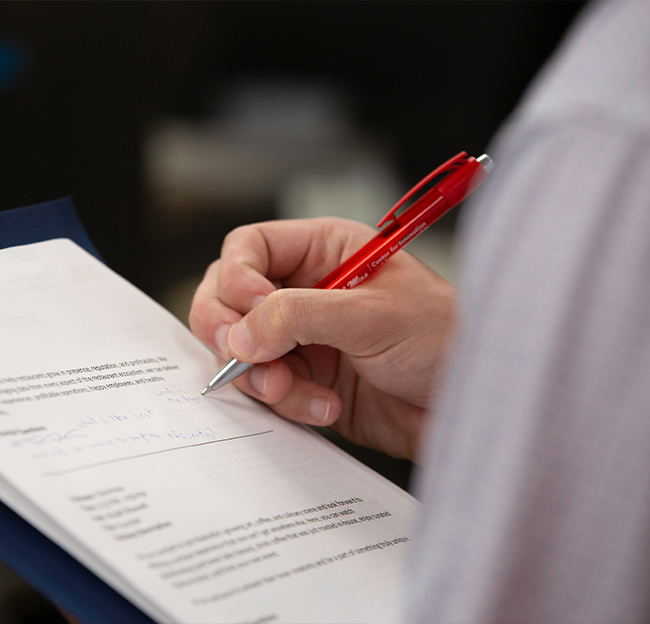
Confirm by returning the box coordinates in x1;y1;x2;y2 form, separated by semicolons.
42;430;274;477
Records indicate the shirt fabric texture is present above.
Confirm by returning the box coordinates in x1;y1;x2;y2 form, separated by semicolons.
407;2;650;622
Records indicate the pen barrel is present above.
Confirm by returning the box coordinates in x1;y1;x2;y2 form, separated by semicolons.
313;155;489;291
316;192;449;290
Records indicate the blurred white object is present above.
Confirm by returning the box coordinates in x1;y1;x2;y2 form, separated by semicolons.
278;162;401;226
212;79;354;143
143;79;396;214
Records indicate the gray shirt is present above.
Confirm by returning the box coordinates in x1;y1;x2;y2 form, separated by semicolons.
407;2;650;622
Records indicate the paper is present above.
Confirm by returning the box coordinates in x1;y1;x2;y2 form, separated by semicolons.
0;239;417;624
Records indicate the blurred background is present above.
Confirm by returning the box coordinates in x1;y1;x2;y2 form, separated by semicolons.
0;2;584;621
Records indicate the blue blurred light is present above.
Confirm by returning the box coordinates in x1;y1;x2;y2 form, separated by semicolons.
0;36;31;92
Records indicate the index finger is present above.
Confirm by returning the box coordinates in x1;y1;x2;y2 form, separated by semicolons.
218;218;376;315
189;259;244;353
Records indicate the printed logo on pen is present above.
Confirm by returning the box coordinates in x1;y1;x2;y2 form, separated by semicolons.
398;221;428;247
344;272;369;290
370;250;391;270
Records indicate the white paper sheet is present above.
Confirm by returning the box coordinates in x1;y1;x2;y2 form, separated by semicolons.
0;239;417;624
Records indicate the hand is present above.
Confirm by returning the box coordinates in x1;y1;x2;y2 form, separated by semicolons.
189;218;457;461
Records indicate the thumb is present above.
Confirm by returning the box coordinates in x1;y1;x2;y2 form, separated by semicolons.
226;287;389;363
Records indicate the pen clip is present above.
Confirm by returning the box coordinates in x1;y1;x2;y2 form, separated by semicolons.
377;151;469;228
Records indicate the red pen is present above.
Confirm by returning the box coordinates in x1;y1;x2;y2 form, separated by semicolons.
202;152;494;394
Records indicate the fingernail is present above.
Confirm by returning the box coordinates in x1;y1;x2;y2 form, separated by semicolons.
214;324;232;355
249;365;268;396
229;319;257;357
250;294;266;310
309;397;331;424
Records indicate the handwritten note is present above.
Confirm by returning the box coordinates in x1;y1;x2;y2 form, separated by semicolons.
0;240;417;624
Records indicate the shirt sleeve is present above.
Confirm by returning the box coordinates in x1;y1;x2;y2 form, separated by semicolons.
405;2;650;622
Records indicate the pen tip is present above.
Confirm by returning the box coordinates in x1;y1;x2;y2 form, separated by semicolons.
201;386;211;396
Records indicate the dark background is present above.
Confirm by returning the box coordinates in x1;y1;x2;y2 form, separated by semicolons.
1;1;585;297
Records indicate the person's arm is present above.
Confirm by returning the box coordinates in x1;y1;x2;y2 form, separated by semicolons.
189;217;457;461
406;2;650;615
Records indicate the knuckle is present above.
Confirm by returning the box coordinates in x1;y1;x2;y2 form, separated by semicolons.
197;259;221;290
222;225;246;246
218;263;239;293
187;301;201;329
204;258;221;276
265;290;301;336
222;224;256;252
187;308;200;336
188;302;210;342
